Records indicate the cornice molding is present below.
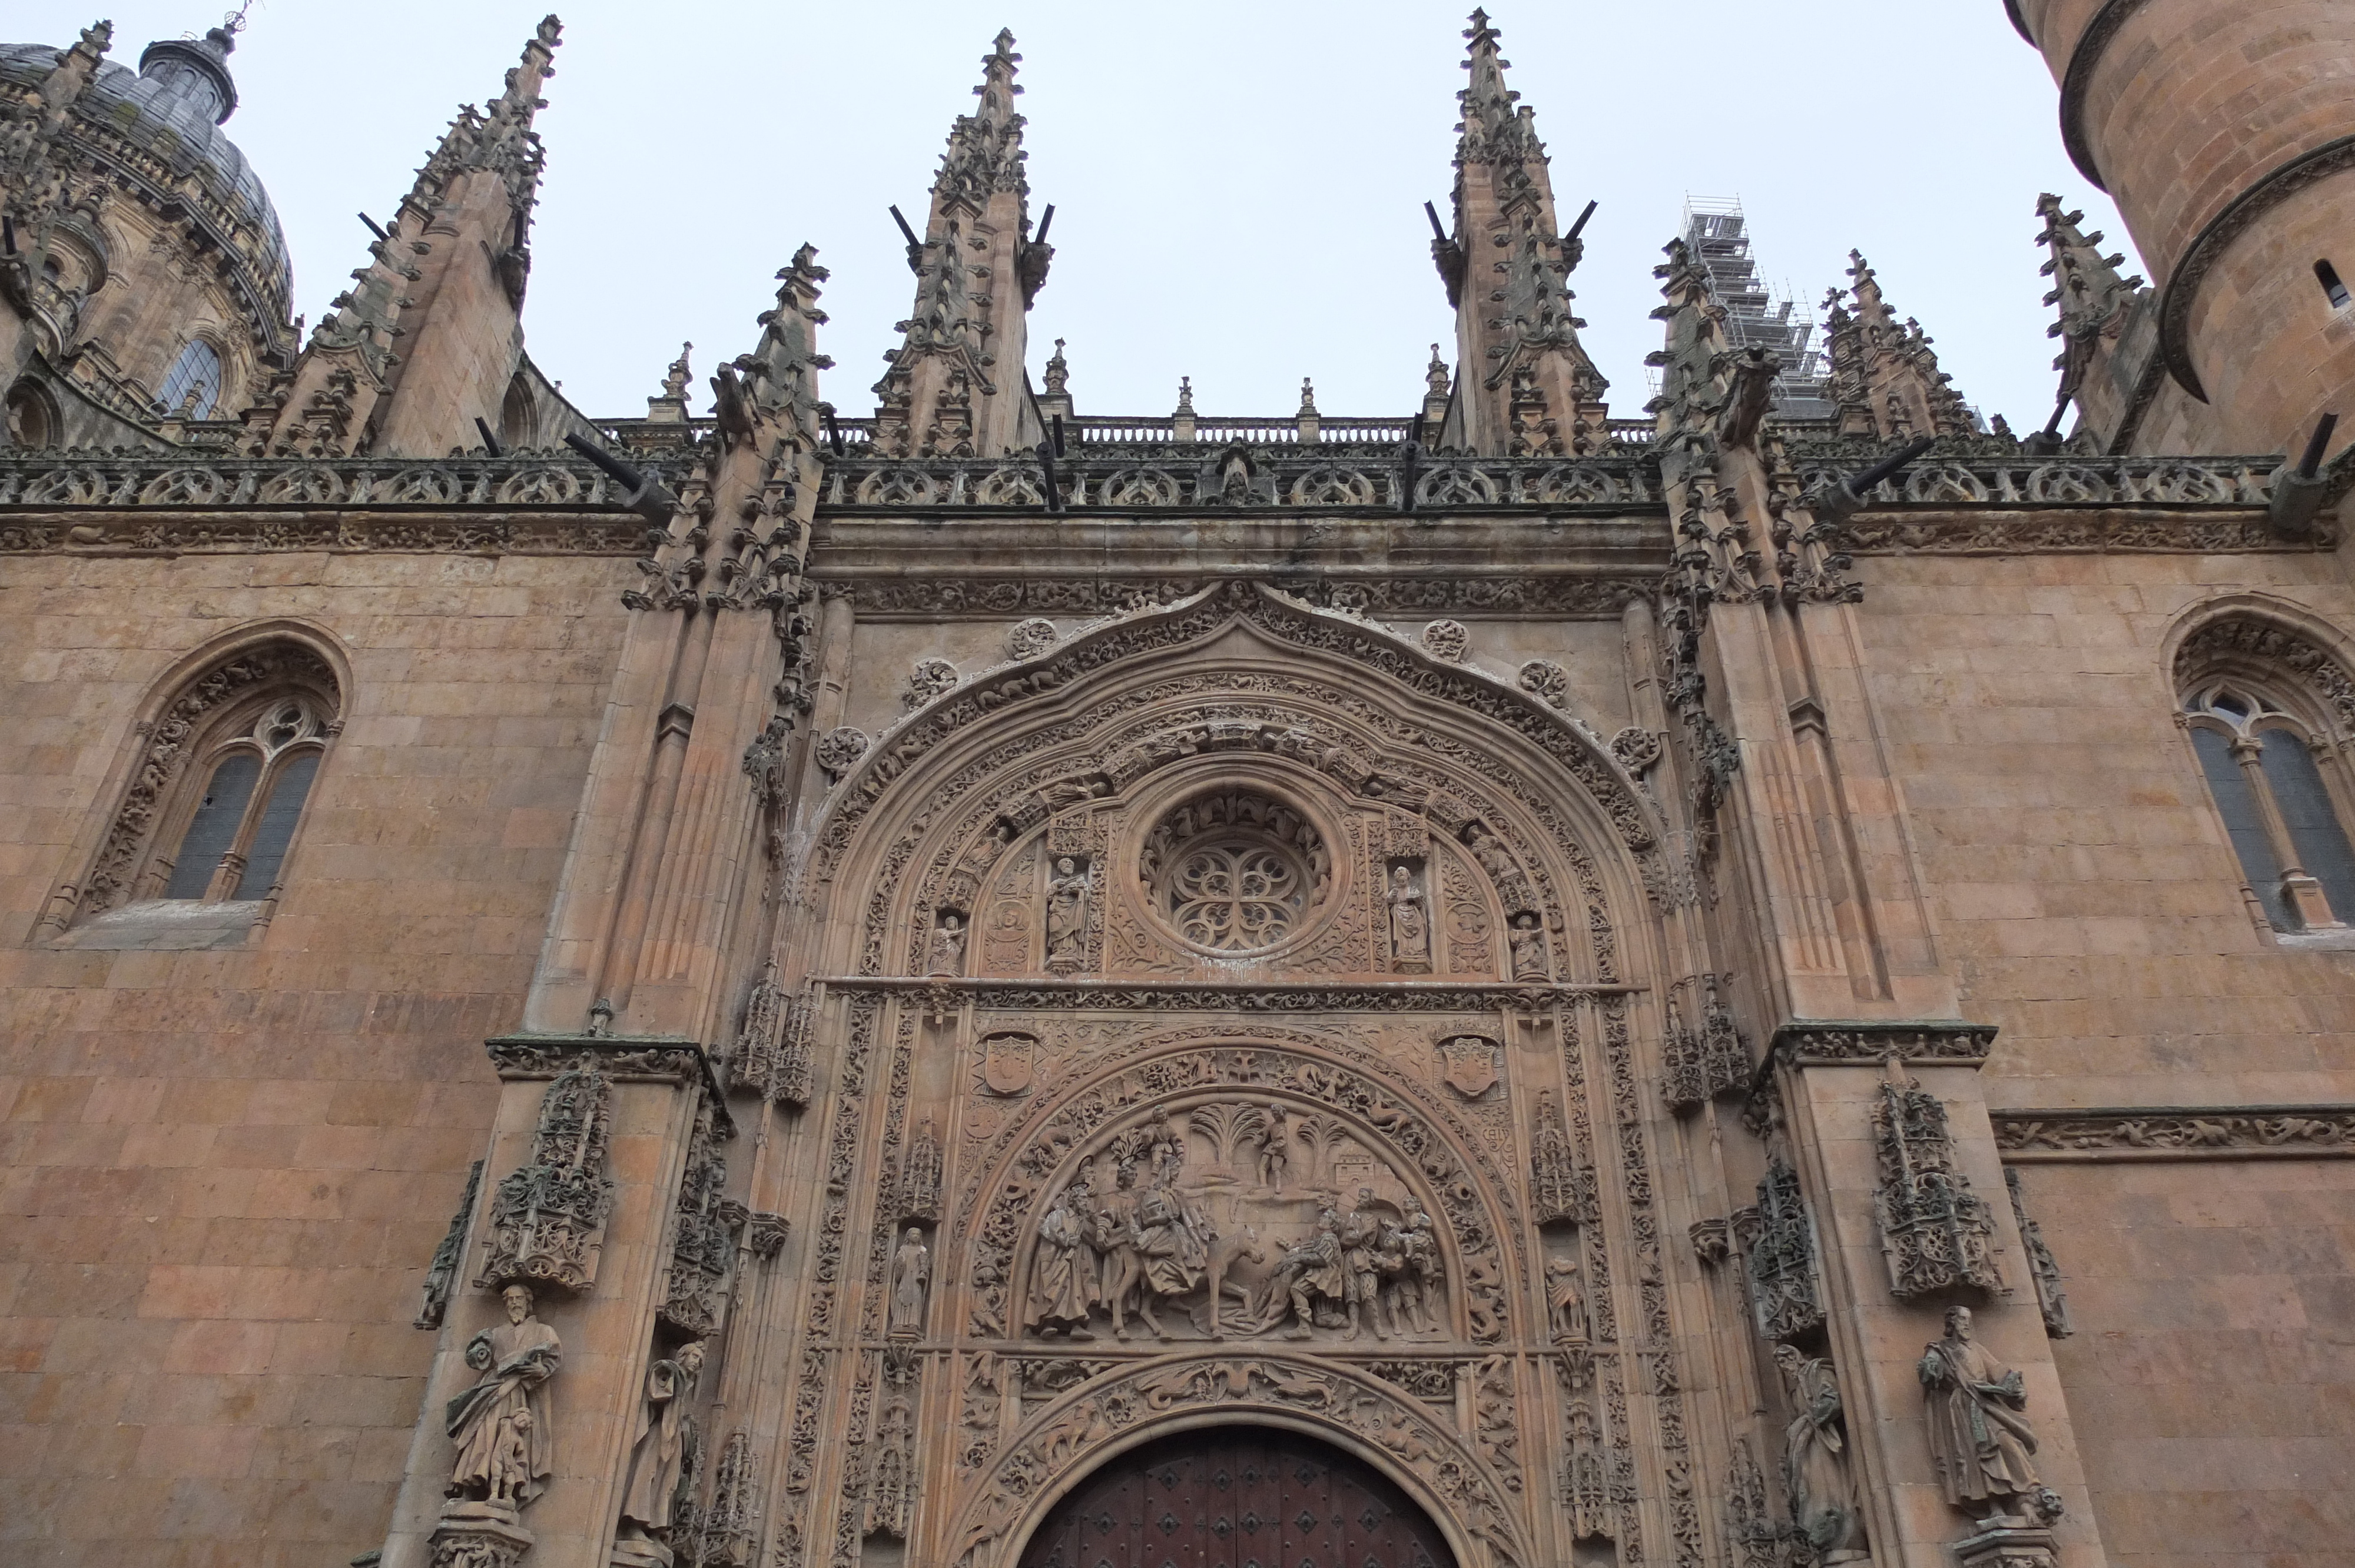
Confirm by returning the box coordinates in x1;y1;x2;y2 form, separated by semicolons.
2057;0;2148;192
1768;1019;1998;1068
815;977;1638;1011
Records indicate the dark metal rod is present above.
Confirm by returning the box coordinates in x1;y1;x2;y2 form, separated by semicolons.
822;407;844;456
1847;434;1936;496
2040;394;2071;439
1423;201;1448;242
357;211;389;242
1035;440;1063;513
888;205;921;250
563;431;647;489
2298;412;2338;478
1034;204;1055;246
474;417;503;457
1;216;15;255
1567;198;1598;241
1051;414;1064;459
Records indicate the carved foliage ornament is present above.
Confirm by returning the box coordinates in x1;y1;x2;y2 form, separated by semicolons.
477;1062;615;1294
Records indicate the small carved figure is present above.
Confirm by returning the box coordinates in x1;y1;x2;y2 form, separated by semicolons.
1253;1101;1292;1192
1262;1205;1346;1339
1547;1255;1588;1343
1044;856;1090;965
1508;912;1550;979
1142;1105;1185;1185
1400;1202;1443;1333
1918;1305;2042;1520
927;912;967;976
1093;1162;1144;1333
1027;1180;1097;1338
1376;1219;1422;1334
1339;1188;1393;1340
617;1338;706;1546
888;1227;930;1338
446;1283;560;1509
1387;865;1431;970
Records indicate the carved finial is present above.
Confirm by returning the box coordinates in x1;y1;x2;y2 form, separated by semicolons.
1043;337;1069;397
1298;377;1318;416
662;343;692;400
1174;376;1195;415
1425;344;1451;398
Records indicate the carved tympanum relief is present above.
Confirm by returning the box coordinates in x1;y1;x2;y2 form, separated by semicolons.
1019;1094;1447;1344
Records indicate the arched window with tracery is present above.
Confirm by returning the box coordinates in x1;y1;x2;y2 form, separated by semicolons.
57;640;342;936
157;338;224;419
2176;617;2355;933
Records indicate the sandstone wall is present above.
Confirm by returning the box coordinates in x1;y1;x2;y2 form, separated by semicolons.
0;548;633;1568
1855;549;2355;1568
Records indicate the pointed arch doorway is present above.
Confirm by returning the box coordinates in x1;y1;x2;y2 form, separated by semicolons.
1016;1427;1456;1568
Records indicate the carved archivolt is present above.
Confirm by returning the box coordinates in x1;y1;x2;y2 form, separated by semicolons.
940;1351;1534;1568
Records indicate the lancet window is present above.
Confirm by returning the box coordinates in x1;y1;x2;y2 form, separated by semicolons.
2177;620;2355;932
75;640;343;918
157;338;224;420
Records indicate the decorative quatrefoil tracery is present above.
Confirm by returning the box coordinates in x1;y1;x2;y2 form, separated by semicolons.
1139;789;1331;955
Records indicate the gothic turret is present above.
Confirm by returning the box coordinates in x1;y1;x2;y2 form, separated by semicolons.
871;29;1050;459
257;16;562;458
1822;251;1975;441
2034;192;2149;451
1432;9;1607;457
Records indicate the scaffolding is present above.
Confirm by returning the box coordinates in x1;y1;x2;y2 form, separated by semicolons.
1677;195;1834;421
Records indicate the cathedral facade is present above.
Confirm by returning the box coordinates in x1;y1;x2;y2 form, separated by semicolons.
2;7;2353;1568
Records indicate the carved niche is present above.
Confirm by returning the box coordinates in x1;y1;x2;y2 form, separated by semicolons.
1872;1071;2004;1299
476;1062;615;1293
959;1037;1517;1350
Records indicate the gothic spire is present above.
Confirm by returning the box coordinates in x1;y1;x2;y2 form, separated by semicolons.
259;16;564;457
1822;250;1975;441
2035;192;2143;416
872;29;1050;459
1433;10;1606;457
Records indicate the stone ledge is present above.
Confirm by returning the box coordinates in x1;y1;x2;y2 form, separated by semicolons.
1994;1104;2355;1160
1767;1019;1999;1068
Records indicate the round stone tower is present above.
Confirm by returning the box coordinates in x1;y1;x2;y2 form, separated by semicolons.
2012;0;2355;456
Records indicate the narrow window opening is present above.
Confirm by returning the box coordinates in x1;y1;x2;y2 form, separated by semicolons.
163;752;262;899
157;339;223;418
2318;259;2351;310
234;752;321;899
2258;735;2355;921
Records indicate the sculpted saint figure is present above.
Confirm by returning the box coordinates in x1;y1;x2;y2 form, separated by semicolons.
1918;1306;2042;1518
1774;1343;1866;1559
1263;1205;1346;1339
1027;1180;1097;1338
888;1227;930;1338
1044;856;1090;964
1547;1255;1588;1343
927;913;967;976
1339;1188;1392;1340
616;1339;706;1547
1387;866;1431;968
1401;1203;1442;1333
1094;1162;1143;1333
1508;912;1549;980
446;1284;560;1509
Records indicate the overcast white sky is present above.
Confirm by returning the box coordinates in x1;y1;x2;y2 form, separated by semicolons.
23;1;2140;430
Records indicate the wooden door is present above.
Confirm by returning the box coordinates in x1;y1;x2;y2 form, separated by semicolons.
1016;1427;1454;1568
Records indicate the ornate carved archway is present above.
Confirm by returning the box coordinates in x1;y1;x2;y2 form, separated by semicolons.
1015;1423;1458;1568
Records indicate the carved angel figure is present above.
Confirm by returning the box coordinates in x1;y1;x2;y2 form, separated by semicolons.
927;912;967;976
1918;1306;2041;1517
446;1284;560;1509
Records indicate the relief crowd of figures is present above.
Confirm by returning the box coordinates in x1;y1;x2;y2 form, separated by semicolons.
1024;1109;1447;1343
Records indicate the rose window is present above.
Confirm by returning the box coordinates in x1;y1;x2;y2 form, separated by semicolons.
1140;789;1328;955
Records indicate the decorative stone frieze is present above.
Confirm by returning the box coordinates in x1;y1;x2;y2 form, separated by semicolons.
1736;1157;1825;1341
1992;1103;2355;1159
1661;974;1749;1111
2004;1170;2071;1338
659;1099;744;1340
822;573;1656;620
476;1064;616;1295
415;1159;485;1331
1770;1019;1998;1068
817;976;1631;1010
